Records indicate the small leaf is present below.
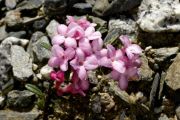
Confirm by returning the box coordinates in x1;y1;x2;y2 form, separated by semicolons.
37;98;45;110
40;42;51;51
25;84;44;97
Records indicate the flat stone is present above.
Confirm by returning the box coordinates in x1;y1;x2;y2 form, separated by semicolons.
46;20;59;38
16;0;44;10
2;37;29;47
0;108;41;120
32;36;51;63
0;25;8;42
176;106;180;120
7;90;35;108
73;3;92;14
40;64;53;80
8;31;26;39
138;54;154;81
165;53;180;91
5;10;22;27
11;45;33;81
93;0;141;16
0;96;5;108
5;0;17;9
137;0;180;47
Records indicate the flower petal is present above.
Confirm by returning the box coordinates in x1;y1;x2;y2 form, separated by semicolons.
118;75;128;90
64;47;75;60
64;37;77;48
115;49;123;60
79;38;92;55
57;24;67;36
99;57;112;68
80;79;89;90
52;45;64;58
60;59;68;71
48;57;60;67
119;35;131;47
92;38;103;52
52;35;65;45
76;48;85;62
78;66;87;80
112;60;126;73
70;58;79;70
84;55;98;70
107;44;116;58
85;26;95;37
88;31;101;40
110;70;120;80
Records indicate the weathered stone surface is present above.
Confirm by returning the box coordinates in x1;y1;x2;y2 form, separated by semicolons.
46;20;59;38
0;108;41;120
105;16;136;43
11;45;33;81
7;90;35;108
5;0;17;9
138;54;154;81
0;25;8;42
0;44;12;92
176;106;180;120
40;64;53;80
44;0;67;16
8;31;26;39
5;10;22;27
16;0;44;10
137;0;180;47
165;53;180;90
93;0;141;16
73;3;92;14
32;36;51;63
2;37;29;47
0;96;5;108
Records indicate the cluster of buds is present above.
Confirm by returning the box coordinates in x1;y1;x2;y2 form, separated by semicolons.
48;16;142;96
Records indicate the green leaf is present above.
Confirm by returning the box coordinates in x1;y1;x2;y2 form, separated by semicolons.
37;98;45;110
40;42;51;51
25;84;44;97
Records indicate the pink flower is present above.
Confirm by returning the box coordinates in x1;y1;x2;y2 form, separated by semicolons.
48;45;75;71
120;35;142;59
70;48;99;80
57;24;68;36
51;34;65;45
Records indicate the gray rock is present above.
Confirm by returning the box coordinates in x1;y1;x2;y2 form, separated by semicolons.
11;45;33;81
90;95;101;113
165;53;180;91
44;0;67;16
5;10;22;27
5;0;17;9
0;96;5;108
137;0;180;47
31;36;51;63
0;25;8;42
8;31;26;39
105;16;136;43
88;71;98;85
2;37;29;48
73;3;92;14
176;106;180;120
7;90;35;108
0;108;41;120
40;64;53;80
88;16;107;27
93;0;141;16
0;44;12;92
158;114;169;120
16;0;44;10
138;54;154;81
86;0;95;5
33;19;48;31
46;20;59;38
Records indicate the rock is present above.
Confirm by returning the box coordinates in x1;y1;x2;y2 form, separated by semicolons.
176;106;180;120
0;44;12;92
90;95;101;113
0;25;8;42
158;114;169;120
46;20;59;38
44;0;67;16
5;0;17;9
40;64;53;80
16;0;44;10
99;93;115;112
88;16;107;27
86;0;95;5
7;90;35;108
138;54;154;81
0;96;5;108
104;16;136;43
32;36;51;63
33;19;48;31
92;0;141;16
0;108;41;120
73;3;92;14
11;45;33;81
5;10;22;27
137;0;180;47
165;53;180;91
8;31;26;39
2;37;29;47
88;71;98;85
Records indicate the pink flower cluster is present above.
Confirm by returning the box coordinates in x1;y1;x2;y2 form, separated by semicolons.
48;16;142;96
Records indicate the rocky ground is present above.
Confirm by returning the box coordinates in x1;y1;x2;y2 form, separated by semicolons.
0;0;180;120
